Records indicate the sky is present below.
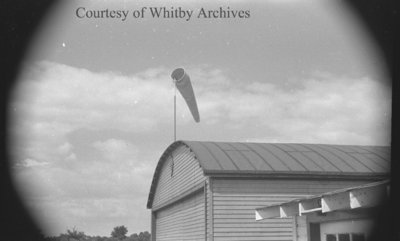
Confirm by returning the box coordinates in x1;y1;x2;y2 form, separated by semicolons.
8;0;391;237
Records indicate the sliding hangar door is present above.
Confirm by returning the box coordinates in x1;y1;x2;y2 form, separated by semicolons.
155;190;205;241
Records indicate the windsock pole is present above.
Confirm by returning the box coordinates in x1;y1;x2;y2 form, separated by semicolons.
174;80;177;142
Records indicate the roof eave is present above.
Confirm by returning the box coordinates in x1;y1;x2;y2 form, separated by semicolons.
203;170;390;180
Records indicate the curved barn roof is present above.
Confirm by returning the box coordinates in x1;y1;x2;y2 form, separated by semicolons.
147;141;390;208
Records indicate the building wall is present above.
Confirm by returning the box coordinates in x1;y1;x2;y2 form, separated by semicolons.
207;179;212;241
152;145;208;240
155;190;206;241
210;178;370;241
152;145;207;209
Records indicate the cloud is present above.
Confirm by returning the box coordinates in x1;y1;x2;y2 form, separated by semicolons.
57;142;73;155
17;158;50;168
8;61;391;236
12;62;172;134
9;61;175;164
191;69;391;144
92;138;139;164
12;61;390;149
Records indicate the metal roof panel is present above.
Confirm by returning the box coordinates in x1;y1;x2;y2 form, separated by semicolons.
346;145;372;154
273;143;297;152
302;144;355;172
228;142;252;151
260;144;307;171
320;145;373;172
286;143;313;152
358;146;390;161
240;150;274;171
202;142;238;171
350;153;388;173
147;141;390;209
225;150;255;171
301;151;340;172
362;153;390;170
184;141;221;171
246;143;290;171
287;152;323;172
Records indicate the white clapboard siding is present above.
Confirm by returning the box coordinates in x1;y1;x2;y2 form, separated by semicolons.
153;145;206;208
156;190;205;241
211;178;369;241
207;180;212;241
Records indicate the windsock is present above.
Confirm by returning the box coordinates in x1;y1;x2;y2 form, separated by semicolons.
171;68;200;123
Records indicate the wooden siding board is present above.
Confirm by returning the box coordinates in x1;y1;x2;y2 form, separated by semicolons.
213;218;291;224
214;232;294;236
156;191;205;241
214;238;292;241
211;179;371;241
213;195;295;239
208;178;214;241
213;200;301;206
214;222;292;228
153;145;206;208
214;237;293;241
204;184;207;240
212;179;369;196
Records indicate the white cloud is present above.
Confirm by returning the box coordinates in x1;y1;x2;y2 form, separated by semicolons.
57;142;73;155
8;61;391;236
191;70;391;145
18;158;50;168
65;153;77;161
92;138;139;164
13;61;390;149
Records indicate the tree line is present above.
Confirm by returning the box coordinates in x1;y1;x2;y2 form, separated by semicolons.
43;226;150;241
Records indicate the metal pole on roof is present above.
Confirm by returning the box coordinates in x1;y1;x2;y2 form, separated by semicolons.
174;79;177;142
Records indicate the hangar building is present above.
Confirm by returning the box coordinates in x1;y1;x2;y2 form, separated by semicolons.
146;141;390;241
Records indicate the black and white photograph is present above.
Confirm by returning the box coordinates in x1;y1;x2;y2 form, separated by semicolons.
1;0;395;241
